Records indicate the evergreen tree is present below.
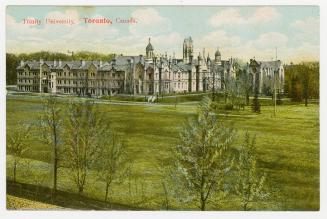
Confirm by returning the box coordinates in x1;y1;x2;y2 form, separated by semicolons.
234;132;269;210
174;97;235;210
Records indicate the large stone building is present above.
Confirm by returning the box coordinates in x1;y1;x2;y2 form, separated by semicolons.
16;37;282;96
247;59;285;95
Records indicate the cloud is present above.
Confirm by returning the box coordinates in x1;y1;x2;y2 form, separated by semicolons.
291;17;319;31
6;7;318;64
99;32;183;56
6;11;119;53
255;32;288;48
291;17;319;44
190;30;241;58
6;7;176;55
287;42;319;63
45;9;80;25
208;7;281;27
198;30;241;47
129;8;171;36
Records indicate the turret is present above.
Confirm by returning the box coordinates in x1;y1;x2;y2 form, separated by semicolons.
146;37;154;60
198;52;202;65
215;47;221;64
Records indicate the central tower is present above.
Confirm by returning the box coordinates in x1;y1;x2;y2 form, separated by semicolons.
183;36;193;63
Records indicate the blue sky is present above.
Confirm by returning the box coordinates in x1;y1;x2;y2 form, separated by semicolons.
6;5;319;63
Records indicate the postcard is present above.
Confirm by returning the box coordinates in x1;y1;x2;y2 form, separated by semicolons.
4;1;321;215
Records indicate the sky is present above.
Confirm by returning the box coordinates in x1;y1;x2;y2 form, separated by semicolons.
6;5;319;64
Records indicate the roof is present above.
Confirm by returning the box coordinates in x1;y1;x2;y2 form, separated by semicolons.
259;60;282;69
215;49;221;57
17;57;147;72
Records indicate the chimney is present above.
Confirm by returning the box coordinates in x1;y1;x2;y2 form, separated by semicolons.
53;60;57;67
168;56;171;68
59;59;62;67
20;60;24;67
80;60;85;66
40;58;44;65
99;60;103;67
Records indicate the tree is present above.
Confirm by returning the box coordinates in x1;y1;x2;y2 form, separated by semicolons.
222;77;246;111
238;69;252;106
7;123;31;183
234;132;269;210
64;100;103;194
40;95;62;193
174;97;235;210
284;62;319;103
252;81;261;113
96;131;128;203
300;63;317;107
6;53;18;85
155;156;175;210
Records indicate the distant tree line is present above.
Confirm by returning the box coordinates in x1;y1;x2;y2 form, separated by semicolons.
6;51;115;85
284;62;319;105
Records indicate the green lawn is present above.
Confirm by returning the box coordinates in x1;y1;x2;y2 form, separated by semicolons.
6;95;319;210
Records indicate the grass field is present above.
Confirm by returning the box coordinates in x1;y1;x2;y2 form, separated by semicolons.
7;195;62;210
6;95;319;210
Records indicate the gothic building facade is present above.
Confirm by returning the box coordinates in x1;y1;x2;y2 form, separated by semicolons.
16;37;282;96
247;59;285;95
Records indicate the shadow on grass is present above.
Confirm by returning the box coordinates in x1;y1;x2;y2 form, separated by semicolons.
7;180;146;210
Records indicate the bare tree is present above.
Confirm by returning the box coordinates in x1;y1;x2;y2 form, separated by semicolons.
234;132;269;210
96;131;128;204
174;96;235;210
40;95;62;193
7;123;31;183
155;157;174;210
238;69;252;106
64;100;103;194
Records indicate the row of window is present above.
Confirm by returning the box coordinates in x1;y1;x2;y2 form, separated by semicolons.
55;80;122;86
58;87;113;95
50;71;122;78
18;71;37;76
18;85;38;91
18;79;38;84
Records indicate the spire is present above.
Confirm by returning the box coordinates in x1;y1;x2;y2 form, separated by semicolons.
149;37;151;44
215;46;221;57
